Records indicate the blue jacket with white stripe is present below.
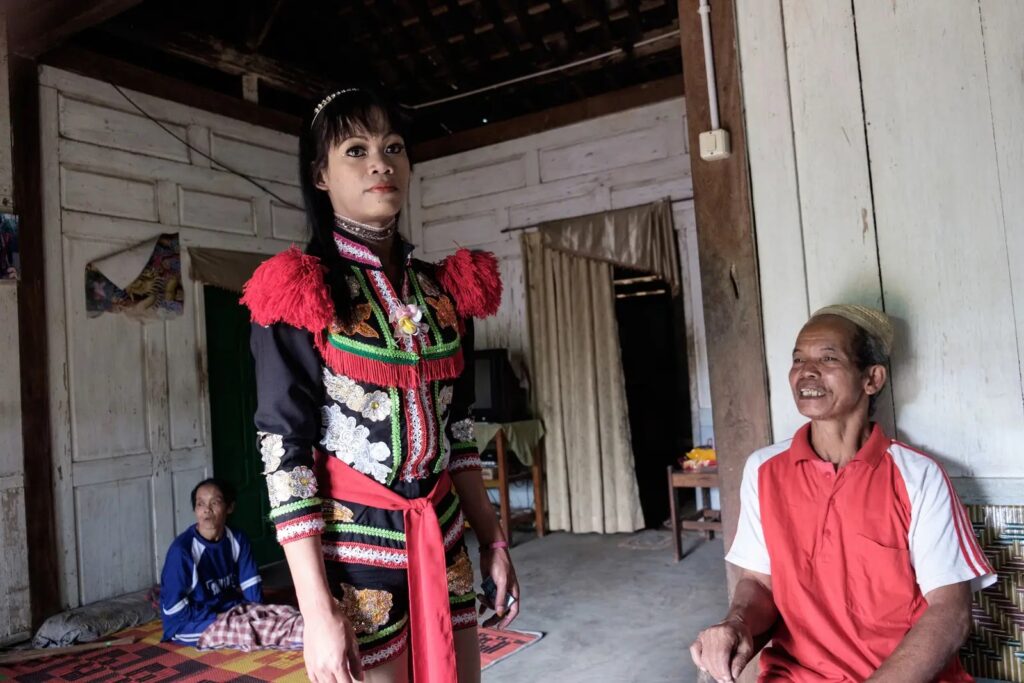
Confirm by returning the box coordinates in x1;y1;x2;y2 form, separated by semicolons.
159;524;262;644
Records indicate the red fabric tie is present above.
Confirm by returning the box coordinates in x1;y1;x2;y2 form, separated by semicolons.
315;451;457;683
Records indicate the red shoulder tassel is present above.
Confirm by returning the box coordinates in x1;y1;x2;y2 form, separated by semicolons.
240;247;334;332
436;248;503;319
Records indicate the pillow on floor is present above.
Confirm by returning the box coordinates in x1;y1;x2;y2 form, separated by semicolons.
32;588;159;648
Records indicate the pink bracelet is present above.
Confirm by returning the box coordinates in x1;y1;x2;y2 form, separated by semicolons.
488;541;509;550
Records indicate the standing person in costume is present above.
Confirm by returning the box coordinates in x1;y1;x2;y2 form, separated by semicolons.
242;88;519;683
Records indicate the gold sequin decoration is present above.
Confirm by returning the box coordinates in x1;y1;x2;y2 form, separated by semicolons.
447;548;474;596
339;583;394;634
322;500;355;523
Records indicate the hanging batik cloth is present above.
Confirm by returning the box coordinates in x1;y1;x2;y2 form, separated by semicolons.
86;233;184;319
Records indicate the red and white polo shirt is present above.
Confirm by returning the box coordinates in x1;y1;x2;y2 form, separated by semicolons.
726;423;996;682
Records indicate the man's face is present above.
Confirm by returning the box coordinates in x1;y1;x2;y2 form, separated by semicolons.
194;484;232;537
789;315;876;421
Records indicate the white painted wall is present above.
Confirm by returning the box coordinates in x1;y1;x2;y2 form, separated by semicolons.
407;99;714;446
0;6;32;644
39;67;305;608
737;1;1024;502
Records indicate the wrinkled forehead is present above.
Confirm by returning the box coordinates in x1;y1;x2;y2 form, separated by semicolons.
195;484;225;502
795;315;858;352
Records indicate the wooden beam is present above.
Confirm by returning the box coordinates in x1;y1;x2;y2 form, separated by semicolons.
41;46;301;135
244;0;286;52
97;24;340;101
412;75;682;161
10;52;63;624
677;0;771;603
403;0;476;85
349;2;436;96
7;0;143;58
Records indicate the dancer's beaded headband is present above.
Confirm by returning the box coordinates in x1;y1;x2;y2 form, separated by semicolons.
311;88;360;128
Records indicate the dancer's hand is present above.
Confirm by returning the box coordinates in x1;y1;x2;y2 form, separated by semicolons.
303;602;364;683
479;546;520;629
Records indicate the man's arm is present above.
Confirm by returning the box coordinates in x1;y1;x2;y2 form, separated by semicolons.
236;534;263;603
866;581;972;683
690;568;778;683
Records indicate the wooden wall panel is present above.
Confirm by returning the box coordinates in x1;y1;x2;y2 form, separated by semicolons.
737;0;1024;500
209;133;298;187
420;155;528;207
58;95;189;163
178;188;256;235
61;168;157;221
856;0;1024;479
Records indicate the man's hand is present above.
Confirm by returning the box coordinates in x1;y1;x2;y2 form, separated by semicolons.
690;617;755;683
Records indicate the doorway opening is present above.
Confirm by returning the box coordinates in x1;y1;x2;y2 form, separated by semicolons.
614;267;694;528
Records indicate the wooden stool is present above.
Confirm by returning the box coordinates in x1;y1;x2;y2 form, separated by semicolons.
667;466;723;561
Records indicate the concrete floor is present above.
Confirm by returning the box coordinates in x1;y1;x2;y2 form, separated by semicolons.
469;530;728;683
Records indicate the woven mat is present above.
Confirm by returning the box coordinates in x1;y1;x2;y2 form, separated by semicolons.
0;620;544;681
961;505;1024;683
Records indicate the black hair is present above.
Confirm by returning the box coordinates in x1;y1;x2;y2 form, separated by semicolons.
299;88;412;326
850;325;890;416
191;478;236;509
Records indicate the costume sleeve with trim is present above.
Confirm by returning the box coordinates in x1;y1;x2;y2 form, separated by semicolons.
242;248;331;545
445;319;481;474
889;445;997;595
725;452;772;575
435;249;502;474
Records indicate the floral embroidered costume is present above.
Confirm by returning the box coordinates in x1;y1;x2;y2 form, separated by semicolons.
241;233;500;672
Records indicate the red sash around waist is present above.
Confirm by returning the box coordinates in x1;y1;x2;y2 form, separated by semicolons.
314;451;457;683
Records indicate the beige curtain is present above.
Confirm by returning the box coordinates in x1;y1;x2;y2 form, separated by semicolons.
540;198;680;294
523;231;644;534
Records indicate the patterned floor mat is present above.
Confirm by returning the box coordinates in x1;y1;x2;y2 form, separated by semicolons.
0;620;544;681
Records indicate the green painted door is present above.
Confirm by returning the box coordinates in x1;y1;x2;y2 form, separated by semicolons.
204;286;282;567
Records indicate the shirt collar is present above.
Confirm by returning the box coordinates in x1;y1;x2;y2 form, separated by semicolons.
333;230;415;269
790;421;889;469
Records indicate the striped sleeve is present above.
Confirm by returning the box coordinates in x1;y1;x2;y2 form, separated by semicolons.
889;444;997;595
724;446;780;575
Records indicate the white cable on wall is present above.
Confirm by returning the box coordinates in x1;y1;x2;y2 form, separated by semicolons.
698;0;720;130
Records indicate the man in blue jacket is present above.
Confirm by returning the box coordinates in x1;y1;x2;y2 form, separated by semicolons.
160;478;302;650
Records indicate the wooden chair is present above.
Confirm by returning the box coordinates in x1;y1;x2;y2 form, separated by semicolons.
482;428;546;542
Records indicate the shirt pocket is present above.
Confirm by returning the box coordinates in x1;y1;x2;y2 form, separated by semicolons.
844;532;915;628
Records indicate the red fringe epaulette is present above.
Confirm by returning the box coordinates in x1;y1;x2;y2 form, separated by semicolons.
436;248;502;318
240;247;333;332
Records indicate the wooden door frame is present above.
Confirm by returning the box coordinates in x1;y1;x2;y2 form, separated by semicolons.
677;0;773;580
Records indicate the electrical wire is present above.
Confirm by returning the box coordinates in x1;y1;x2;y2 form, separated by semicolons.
111;83;303;211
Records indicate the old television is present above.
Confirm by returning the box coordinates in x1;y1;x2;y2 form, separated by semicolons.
472;349;529;423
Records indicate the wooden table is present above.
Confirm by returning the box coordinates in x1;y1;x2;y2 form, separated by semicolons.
667;466;723;561
482;428;546;542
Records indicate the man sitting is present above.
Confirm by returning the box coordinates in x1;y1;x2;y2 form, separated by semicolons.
691;305;995;682
160;478;302;650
